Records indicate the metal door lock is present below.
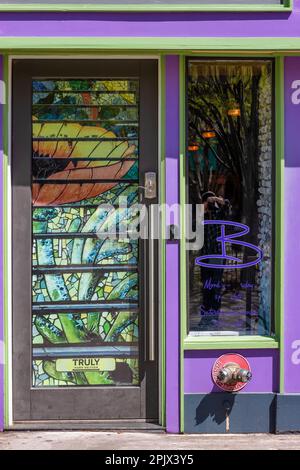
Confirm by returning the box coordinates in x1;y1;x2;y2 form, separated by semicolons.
144;172;157;199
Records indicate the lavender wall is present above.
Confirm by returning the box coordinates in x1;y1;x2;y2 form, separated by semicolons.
0;56;3;432
165;55;180;433
185;350;279;393
284;57;300;393
0;4;300;38
0;2;299;433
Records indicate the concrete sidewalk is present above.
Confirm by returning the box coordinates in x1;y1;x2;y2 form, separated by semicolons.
0;431;300;450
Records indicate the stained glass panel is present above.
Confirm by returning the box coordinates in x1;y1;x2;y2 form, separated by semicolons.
32;79;140;387
32;312;139;345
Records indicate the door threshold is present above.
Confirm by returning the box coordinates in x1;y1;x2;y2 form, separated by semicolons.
9;420;164;432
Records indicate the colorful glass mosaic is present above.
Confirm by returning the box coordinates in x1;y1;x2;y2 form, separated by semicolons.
32;79;140;387
32;312;139;345
32;272;138;303
32;358;139;387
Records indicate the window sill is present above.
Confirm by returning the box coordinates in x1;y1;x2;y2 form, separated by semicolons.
184;335;279;350
0;4;292;13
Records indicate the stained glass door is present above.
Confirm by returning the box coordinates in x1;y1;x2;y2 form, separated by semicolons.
12;59;158;422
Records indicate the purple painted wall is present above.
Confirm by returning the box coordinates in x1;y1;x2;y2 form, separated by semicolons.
0;3;300;38
284;57;300;393
0;55;3;432
0;1;299;432
185;350;279;393
165;55;180;433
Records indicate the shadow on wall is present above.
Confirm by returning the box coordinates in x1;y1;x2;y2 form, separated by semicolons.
189;392;277;433
195;386;236;426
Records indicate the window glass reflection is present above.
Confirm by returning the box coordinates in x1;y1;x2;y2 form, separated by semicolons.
187;60;273;336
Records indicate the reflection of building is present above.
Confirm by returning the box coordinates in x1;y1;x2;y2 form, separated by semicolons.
0;0;299;436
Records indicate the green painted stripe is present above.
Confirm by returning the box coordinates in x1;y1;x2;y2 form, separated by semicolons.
4;50;300;59
275;56;285;393
3;54;9;428
0;3;292;12
179;55;186;434
0;37;300;51
160;55;166;428
184;336;279;350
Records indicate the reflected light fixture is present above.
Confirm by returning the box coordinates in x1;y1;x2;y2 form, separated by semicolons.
201;130;216;139
227;107;241;117
188;144;199;152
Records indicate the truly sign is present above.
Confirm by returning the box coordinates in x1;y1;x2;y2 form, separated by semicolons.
56;358;116;372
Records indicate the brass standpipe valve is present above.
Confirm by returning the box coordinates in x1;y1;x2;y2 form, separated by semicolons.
217;362;252;385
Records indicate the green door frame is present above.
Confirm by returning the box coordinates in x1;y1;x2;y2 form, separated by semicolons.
1;43;287;432
2;53;166;429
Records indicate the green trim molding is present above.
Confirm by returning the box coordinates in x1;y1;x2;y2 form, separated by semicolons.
179;55;186;434
3;53;9;428
2;52;168;429
160;55;166;428
2;37;300;52
0;1;292;12
184;336;279;350
275;56;285;393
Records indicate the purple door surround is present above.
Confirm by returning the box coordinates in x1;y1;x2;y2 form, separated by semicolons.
165;55;180;434
0;4;300;38
184;350;279;394
284;57;300;393
0;55;3;431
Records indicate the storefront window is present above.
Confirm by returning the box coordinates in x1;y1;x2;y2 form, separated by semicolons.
32;79;140;387
187;59;274;336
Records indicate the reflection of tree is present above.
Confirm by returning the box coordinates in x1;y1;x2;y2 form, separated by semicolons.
188;62;270;233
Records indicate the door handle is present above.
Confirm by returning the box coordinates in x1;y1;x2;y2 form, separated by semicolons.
147;204;155;361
